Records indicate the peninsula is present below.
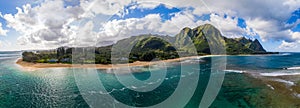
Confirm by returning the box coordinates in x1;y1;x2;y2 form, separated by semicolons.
17;24;278;69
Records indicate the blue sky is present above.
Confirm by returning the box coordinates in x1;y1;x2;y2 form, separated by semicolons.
112;4;181;21
0;0;300;52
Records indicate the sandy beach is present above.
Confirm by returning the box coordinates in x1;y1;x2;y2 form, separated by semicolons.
16;56;209;70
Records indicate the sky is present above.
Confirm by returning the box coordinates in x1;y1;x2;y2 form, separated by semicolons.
0;0;299;52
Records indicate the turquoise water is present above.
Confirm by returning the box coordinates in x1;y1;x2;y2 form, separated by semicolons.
1;52;300;107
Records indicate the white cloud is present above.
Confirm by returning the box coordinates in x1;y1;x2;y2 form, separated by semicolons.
161;12;256;38
278;31;300;51
2;0;135;49
135;2;161;9
201;0;300;43
0;23;8;36
160;11;198;34
79;0;131;18
97;12;201;42
97;11;254;44
1;0;299;51
205;14;255;38
73;21;97;47
137;0;300;42
97;14;163;44
292;31;300;39
2;0;84;48
279;41;298;49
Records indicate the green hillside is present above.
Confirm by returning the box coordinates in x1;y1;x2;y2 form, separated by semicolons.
22;24;277;64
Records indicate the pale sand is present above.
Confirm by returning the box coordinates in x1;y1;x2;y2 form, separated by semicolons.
16;55;217;70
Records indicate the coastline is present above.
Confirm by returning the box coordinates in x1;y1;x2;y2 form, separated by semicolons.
16;54;279;70
16;55;211;70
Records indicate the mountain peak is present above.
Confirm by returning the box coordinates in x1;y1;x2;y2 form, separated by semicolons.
181;27;192;34
193;23;216;30
203;23;215;27
182;27;191;30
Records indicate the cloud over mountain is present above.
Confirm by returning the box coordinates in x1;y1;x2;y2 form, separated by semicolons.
0;0;299;51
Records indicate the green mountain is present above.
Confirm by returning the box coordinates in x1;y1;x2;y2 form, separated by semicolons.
117;24;268;55
22;24;276;64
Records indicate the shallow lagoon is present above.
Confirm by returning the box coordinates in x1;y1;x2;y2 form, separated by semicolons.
1;52;300;107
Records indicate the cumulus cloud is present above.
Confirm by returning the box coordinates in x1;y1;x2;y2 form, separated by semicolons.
97;14;163;44
203;14;255;38
2;0;136;48
279;41;298;49
2;0;84;47
74;21;98;47
141;0;300;40
203;0;300;50
291;31;300;41
1;0;300;51
80;0;131;17
95;12;207;46
97;12;203;43
246;17;300;43
96;11;253;44
278;31;300;50
124;0;300;41
0;23;8;36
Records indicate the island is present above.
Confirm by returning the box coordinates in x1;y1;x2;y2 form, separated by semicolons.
17;24;278;69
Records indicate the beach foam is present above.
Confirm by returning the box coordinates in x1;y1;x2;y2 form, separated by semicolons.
286;66;300;70
280;53;291;56
272;79;295;86
267;84;275;90
260;72;300;76
293;93;300;98
0;57;17;60
181;59;204;64
224;70;245;73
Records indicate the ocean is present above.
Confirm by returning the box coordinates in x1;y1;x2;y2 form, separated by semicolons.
1;51;300;107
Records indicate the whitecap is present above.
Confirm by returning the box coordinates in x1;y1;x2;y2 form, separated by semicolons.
88;91;97;94
181;59;204;64
131;86;137;89
119;87;126;91
280;53;291;56
0;57;16;60
170;75;179;79
260;72;300;76
147;82;154;85
267;84;275;90
181;60;192;63
293;93;300;98
224;70;245;73
272;79;295;86
99;88;118;94
286;66;300;70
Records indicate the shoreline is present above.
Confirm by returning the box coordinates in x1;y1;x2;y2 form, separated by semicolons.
16;55;213;70
16;54;278;70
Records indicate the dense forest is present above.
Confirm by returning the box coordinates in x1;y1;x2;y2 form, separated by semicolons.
22;24;277;64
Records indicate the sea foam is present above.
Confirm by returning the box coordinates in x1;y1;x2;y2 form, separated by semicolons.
280;53;291;56
286;66;300;70
260;72;300;76
224;70;245;73
272;79;295;86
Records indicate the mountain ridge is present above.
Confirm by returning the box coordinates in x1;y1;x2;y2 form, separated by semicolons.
22;24;277;64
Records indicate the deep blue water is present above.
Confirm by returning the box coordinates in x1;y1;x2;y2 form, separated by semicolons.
1;52;300;107
226;53;300;70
